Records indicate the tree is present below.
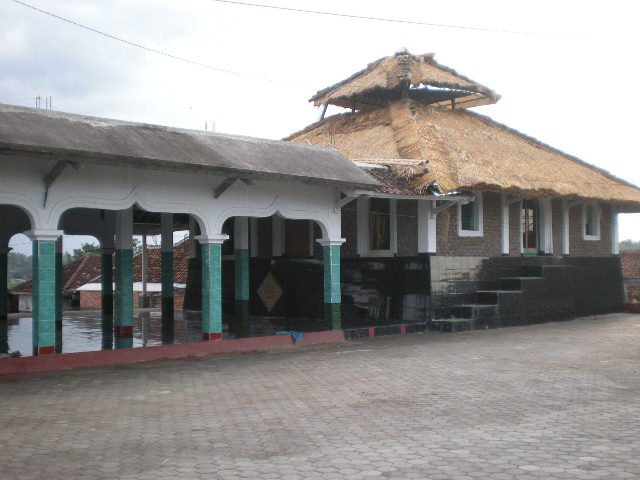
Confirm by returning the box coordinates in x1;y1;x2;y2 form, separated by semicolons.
619;239;640;251
8;251;32;288
70;242;100;261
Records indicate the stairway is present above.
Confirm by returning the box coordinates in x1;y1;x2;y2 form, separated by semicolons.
430;264;572;332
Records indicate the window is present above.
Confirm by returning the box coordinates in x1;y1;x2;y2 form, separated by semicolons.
458;192;483;237
583;202;600;240
369;198;391;250
357;197;397;256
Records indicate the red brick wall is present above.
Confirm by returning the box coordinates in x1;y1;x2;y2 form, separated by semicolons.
79;290;186;310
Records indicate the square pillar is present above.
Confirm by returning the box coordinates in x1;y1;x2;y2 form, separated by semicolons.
0;246;9;321
317;238;345;330
417;200;436;254
611;207;619;255
27;230;63;355
55;237;63;353
196;234;228;341
234;217;250;338
561;200;570;255
501;194;510;255
101;247;114;316
161;213;174;343
114;208;133;343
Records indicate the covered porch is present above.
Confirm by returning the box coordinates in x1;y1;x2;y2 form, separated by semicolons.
0;104;377;358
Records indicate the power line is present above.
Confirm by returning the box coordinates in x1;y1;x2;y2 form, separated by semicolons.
11;0;296;85
211;0;540;36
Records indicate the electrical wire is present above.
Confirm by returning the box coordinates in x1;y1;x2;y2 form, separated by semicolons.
11;0;296;85
210;0;540;36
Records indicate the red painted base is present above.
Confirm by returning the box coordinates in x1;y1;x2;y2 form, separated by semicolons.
115;326;133;336
202;332;222;341
624;303;640;313
37;346;56;355
2;330;345;376
368;327;375;337
400;325;407;336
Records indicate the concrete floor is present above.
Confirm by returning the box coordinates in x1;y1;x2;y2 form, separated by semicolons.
1;313;639;479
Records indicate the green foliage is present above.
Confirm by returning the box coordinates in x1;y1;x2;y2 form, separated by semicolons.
8;251;32;288
619;239;640;251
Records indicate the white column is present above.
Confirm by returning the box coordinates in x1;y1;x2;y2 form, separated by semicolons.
501;194;509;255
539;199;554;255
611;207;619;255
562;200;570;255
234;217;249;250
417;200;437;254
115;207;133;250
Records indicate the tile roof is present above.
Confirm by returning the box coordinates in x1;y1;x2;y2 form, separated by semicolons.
11;253;102;295
10;238;192;295
620;250;640;279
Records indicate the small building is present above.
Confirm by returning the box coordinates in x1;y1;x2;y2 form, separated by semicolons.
620;250;640;304
10;253;103;312
77;238;190;310
285;50;638;330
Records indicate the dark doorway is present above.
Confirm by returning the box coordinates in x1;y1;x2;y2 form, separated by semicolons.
521;200;538;255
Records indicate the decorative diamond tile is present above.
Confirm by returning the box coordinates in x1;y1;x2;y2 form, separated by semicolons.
257;272;283;313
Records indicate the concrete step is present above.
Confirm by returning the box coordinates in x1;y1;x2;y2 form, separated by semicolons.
499;277;543;291
449;304;499;320
430;318;474;333
476;290;523;305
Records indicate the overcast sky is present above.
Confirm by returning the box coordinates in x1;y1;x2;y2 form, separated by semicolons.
2;0;639;254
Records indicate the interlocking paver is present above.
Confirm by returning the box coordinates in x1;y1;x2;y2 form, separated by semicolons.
1;313;639;479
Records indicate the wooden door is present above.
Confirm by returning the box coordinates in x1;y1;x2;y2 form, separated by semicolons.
521;200;538;255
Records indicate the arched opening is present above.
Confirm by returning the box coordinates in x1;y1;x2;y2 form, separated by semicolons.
0;204;33;356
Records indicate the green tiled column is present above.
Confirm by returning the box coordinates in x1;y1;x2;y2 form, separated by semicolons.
199;235;227;341
320;239;345;330
55;239;63;353
30;232;61;355
0;248;9;321
101;249;114;316
234;248;250;337
114;248;133;339
114;208;133;348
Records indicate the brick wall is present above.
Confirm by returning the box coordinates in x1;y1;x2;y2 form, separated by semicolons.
437;192;503;257
79;289;185;310
568;203;612;256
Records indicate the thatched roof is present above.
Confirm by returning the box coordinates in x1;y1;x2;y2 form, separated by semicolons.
287;99;640;209
310;51;500;111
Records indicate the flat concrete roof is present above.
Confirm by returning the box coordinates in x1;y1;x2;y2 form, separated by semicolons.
0;104;378;190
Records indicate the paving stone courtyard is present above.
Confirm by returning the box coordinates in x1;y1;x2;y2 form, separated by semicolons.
1;313;639;479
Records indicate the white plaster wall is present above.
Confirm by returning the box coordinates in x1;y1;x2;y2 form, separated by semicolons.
0;155;342;240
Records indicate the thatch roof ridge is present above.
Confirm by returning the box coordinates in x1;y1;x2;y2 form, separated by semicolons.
309;51;499;108
462;109;640;193
309;55;390;104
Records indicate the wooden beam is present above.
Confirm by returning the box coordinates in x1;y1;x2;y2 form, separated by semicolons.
434;200;457;215
213;177;237;199
335;194;356;210
43;160;68;189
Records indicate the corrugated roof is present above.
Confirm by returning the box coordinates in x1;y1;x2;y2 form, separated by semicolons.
0;104;378;190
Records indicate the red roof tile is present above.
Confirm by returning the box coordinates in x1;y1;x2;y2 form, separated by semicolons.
620;250;640;279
